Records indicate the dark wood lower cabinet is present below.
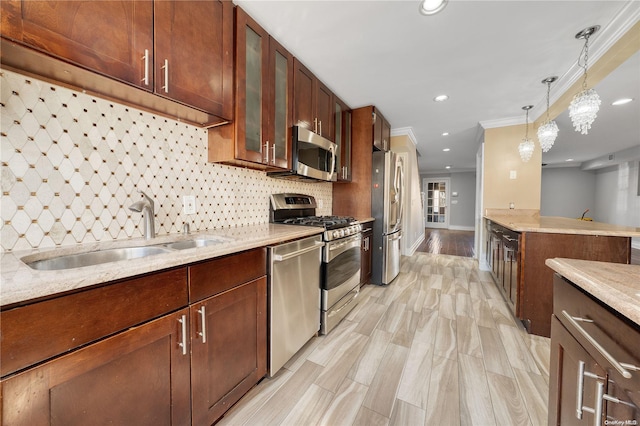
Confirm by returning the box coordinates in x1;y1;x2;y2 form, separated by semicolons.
191;277;267;425
549;274;640;425
1;249;269;425
1;308;192;426
360;227;373;286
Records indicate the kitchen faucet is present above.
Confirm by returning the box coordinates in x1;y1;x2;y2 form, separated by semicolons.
128;190;155;240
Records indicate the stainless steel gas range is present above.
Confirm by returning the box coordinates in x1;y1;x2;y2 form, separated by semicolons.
270;193;361;334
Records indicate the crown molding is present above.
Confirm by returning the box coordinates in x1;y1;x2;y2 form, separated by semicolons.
391;127;417;146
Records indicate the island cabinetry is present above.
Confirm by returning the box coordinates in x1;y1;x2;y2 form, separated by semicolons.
209;7;293;170
549;274;640;425
188;248;267;425
519;232;629;337
1;0;233;122
1;268;191;425
293;59;334;140
487;222;519;315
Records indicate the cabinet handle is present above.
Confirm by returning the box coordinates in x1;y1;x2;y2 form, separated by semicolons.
562;310;633;379
264;141;269;163
593;381;605;426
272;144;276;164
141;49;149;86
197;306;207;344
178;314;187;356
161;59;169;93
314;118;318;134
319;120;322;136
576;360;605;420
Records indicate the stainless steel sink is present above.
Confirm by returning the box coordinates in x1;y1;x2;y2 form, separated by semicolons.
161;237;231;250
25;246;174;271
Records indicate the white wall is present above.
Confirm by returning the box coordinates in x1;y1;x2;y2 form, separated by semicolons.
391;131;425;256
541;167;597;218
594;161;640;248
541;161;640;249
420;172;476;230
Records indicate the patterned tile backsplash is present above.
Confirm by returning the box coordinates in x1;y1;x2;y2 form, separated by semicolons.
0;68;332;252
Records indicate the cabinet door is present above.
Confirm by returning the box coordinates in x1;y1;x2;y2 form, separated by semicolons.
154;0;233;119
0;1;153;88
234;7;269;165
381;116;391;151
1;309;192;426
316;80;334;140
335;97;352;181
267;37;293;169
190;277;267;425
293;59;315;132
549;316;607;426
360;229;373;286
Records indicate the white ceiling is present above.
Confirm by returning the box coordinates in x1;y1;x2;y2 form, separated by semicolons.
234;0;640;174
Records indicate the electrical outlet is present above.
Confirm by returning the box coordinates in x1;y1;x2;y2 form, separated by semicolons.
183;195;196;215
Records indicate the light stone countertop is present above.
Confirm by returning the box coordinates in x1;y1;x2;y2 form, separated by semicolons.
485;211;640;237
546;258;640;327
0;223;323;307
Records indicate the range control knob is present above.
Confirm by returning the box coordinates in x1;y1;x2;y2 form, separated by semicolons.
332;230;340;239
344;228;351;236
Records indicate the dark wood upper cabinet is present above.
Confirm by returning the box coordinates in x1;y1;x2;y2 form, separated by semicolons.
1;0;233;123
293;59;334;141
0;0;153;88
209;6;292;170
154;0;233;120
373;107;390;151
334;96;352;182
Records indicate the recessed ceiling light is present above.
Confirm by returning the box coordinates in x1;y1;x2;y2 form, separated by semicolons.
566;158;574;162
612;98;633;106
419;0;448;16
433;95;449;102
443;148;450;152
445;165;451;169
442;132;449;136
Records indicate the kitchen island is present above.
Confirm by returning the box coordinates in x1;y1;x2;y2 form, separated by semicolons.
546;258;639;425
484;209;640;337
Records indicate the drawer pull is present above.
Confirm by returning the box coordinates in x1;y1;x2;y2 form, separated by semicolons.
178;314;187;356
197;306;207;344
562;310;633;379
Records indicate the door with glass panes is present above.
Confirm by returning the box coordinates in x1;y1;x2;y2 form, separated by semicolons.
424;178;449;228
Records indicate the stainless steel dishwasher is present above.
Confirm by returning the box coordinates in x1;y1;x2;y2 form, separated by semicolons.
268;234;323;376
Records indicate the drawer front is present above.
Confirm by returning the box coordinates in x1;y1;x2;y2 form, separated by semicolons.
188;248;266;302
1;268;188;378
554;274;640;388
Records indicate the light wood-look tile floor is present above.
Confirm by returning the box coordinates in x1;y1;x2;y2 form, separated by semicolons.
218;253;550;426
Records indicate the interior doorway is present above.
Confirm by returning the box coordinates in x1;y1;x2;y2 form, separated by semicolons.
423;177;450;229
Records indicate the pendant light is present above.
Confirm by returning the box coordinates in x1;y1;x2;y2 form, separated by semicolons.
518;105;535;162
569;25;601;135
537;76;559;152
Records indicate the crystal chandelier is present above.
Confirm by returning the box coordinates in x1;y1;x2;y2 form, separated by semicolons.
518;105;535;162
537;77;559;152
569;26;601;135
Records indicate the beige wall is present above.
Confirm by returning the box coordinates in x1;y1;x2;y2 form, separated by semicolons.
483;124;542;211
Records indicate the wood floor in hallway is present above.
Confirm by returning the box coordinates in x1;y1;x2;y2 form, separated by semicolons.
218;253;550;426
416;229;475;258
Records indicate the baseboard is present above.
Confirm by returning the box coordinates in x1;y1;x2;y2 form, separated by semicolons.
406;233;425;257
448;225;475;231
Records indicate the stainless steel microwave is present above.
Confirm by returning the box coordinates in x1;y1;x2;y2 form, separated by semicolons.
267;126;337;182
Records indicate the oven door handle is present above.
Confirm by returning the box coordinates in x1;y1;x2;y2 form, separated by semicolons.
326;235;361;261
272;242;324;262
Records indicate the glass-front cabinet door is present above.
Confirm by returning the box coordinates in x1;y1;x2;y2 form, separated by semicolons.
268;38;293;170
334;97;352;181
235;7;268;164
234;7;291;169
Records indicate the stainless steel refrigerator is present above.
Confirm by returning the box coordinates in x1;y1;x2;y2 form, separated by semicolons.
371;150;404;285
